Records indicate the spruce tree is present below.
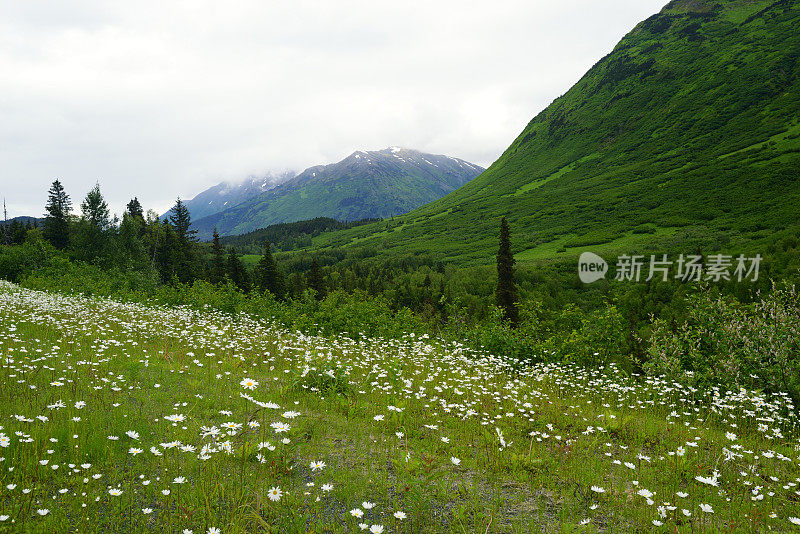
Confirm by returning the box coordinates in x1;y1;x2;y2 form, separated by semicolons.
169;198;196;243
155;221;179;283
43;179;72;249
226;247;251;292
6;220;18;245
168;198;199;283
495;217;519;326
254;241;285;298
2;199;8;245
76;183;111;262
210;229;227;285
306;258;326;300
126;197;144;222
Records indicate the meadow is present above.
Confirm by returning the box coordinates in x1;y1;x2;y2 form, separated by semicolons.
1;281;799;532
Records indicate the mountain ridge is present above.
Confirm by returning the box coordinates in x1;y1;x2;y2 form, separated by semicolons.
191;147;484;240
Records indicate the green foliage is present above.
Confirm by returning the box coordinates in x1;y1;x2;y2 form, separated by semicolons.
80;183;111;230
288;289;425;339
116;212;149;270
167;198;202;284
646;283;800;402
306;258;326;300
72;184;114;264
169;198;196;243
21;258;160;298
0;229;66;282
209;229;226;285
253;241;286;299
555;305;629;368
226;247;251;292
1;217;39;246
126;197;144;221
218;217;378;254
464;306;539;363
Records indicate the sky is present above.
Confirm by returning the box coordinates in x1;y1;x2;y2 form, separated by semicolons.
0;0;667;218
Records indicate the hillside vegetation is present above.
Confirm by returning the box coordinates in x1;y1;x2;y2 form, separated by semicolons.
303;0;800;265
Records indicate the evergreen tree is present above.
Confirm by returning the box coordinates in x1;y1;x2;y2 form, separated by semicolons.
2;200;8;246
226;248;251;292
210;229;226;285
81;183;111;230
155;221;181;283
6;220;19;245
74;183;112;263
43;180;72;249
254;241;285;298
495;217;519;326
126;197;144;221
168;198;199;284
169;198;196;243
307;258;326;300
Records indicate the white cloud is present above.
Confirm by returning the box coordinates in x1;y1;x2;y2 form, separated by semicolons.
0;0;666;217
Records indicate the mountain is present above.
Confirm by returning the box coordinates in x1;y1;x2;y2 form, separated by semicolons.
308;0;800;265
3;216;41;225
192;148;484;239
166;171;296;222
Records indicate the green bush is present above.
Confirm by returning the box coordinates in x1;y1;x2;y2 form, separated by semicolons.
646;284;800;401
0;229;66;282
556;304;630;369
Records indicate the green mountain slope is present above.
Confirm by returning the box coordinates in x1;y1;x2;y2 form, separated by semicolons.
192;148;483;240
310;0;800;264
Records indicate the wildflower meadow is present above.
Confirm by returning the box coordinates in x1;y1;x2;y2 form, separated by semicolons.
1;281;799;532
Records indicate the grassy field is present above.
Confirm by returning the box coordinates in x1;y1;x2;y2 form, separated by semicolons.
1;282;799;532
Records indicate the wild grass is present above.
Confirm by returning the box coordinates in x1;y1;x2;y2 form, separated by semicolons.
0;281;799;532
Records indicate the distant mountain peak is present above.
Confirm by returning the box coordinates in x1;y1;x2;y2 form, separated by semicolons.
191;148;485;239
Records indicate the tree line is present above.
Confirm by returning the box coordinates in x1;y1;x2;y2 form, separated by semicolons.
4;180;523;324
8;179;338;300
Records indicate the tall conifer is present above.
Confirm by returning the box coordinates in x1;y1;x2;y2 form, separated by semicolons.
43;180;72;249
210;229;226;284
307;258;326;300
254;241;285;298
495;217;519;326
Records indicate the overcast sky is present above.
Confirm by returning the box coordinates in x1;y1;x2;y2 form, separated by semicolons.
1;0;666;218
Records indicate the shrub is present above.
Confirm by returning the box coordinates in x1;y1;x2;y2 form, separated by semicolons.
0;230;65;282
646;283;800;402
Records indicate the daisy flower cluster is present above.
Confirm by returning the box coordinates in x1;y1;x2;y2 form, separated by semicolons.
0;281;799;531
